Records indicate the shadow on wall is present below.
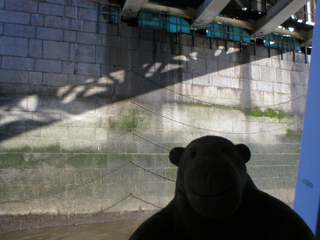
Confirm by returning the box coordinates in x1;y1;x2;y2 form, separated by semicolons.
0;29;307;142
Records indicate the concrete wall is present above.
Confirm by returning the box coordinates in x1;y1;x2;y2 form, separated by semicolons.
0;0;309;232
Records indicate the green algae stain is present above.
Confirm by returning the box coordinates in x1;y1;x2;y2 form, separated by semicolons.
286;129;294;137
184;102;292;120
295;148;301;154
184;102;232;111
286;129;303;139
0;154;24;168
242;108;292;119
109;108;144;131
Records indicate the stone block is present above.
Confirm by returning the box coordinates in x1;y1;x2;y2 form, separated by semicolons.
76;63;100;76
210;75;234;88
35;59;62;73
0;70;28;84
33;140;61;153
74;197;101;214
29;39;43;59
0;36;28;57
77;32;102;45
0;185;39;203
213;50;229;63
31;13;44;27
135;182;175;196
44;16;71;29
95;46;110;64
291;70;300;85
192;75;211;86
60;140;75;153
273;83;291;94
0;153;24;168
126;142;139;153
36;27;63;41
187;57;206;75
71;0;97;9
78;8;97;21
257;80;273;92
5;0;37;13
94;183;130;200
93;154;108;168
4;23;36;38
138;168;167;183
194;36;205;48
68;127;95;140
271;58;280;68
2;82;34;96
131;154;157;168
280;69;291;84
62;61;75;74
249;65;260;81
299;72;309;86
119;49;132;67
139;39;154;52
65;6;77;18
107;154;132;169
249;165;280;179
39;2;64;16
43;41;69;61
2;57;34;71
138;141;167;154
255;46;269;58
77;19;97;33
75;169;102;185
66;100;96;115
29;72;43;85
103;167;139;184
101;141;127;154
295;53;306;64
67;183;94;201
197;46;213;59
0;9;30;24
205;58;217;74
261;67;276;82
70;43;95;63
95;128;108;141
292;84;307;97
283;51;293;62
218;61;235;77
43;73;68;86
297;62;309;73
235;63;248;80
280;60;293;70
64;30;77;42
254;56;271;67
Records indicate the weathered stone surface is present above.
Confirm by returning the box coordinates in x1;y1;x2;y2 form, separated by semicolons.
0;1;310;229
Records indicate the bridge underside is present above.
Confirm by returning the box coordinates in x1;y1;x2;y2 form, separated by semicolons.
119;0;315;46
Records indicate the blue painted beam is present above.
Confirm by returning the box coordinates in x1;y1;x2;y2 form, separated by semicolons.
294;8;320;238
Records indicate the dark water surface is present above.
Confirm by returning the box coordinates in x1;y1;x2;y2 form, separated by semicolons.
1;220;143;240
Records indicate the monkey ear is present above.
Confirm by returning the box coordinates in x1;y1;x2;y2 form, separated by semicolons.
169;147;185;166
236;144;251;163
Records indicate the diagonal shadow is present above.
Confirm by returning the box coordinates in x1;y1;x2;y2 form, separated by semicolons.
0;30;305;142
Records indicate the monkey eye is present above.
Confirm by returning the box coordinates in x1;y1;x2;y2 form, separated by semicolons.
190;151;197;159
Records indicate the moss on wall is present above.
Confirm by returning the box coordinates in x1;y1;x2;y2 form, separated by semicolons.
184;102;293;120
109;108;145;131
243;108;293;120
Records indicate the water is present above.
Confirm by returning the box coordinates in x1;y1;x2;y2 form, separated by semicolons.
1;220;143;240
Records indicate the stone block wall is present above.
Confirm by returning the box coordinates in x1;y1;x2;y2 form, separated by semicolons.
0;0;309;233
